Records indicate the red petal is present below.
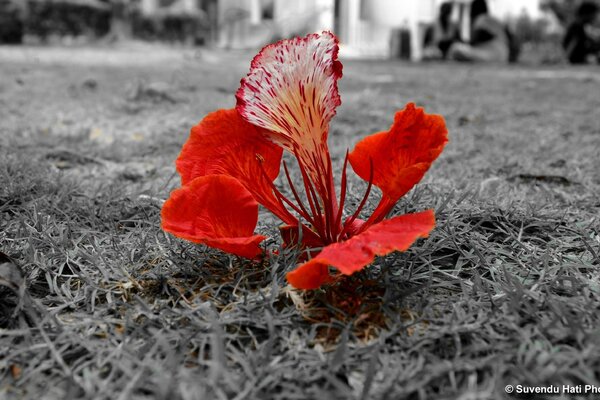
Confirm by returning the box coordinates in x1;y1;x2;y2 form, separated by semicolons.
349;103;447;221
285;261;334;291
161;175;266;259
286;210;435;289
176;108;294;224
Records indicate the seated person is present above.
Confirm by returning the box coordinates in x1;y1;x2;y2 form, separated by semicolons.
563;1;600;64
423;2;461;60
448;0;510;62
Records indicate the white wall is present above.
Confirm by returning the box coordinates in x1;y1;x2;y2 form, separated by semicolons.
488;0;541;19
273;0;334;37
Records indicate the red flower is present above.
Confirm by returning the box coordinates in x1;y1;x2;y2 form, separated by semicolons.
162;32;448;290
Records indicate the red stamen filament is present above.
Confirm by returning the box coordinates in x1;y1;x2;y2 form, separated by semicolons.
282;160;317;228
295;152;327;238
334;151;349;239
258;151;375;246
338;158;374;240
256;160;305;223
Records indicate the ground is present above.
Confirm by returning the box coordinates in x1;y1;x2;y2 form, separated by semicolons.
1;43;599;400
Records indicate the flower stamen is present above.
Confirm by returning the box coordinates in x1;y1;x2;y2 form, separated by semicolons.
282;160;316;228
295;151;328;241
334;151;350;238
255;159;306;224
339;158;374;240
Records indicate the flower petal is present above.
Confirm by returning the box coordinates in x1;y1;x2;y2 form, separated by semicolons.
285;261;334;291
348;103;448;222
235;32;342;200
286;210;435;289
162;175;266;259
236;31;342;151
176;108;294;225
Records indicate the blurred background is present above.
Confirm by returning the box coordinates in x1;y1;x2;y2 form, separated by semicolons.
0;0;598;65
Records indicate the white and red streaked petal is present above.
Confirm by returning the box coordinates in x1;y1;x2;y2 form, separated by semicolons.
236;32;343;215
235;31;342;152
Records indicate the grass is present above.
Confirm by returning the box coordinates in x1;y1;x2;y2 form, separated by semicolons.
1;46;600;399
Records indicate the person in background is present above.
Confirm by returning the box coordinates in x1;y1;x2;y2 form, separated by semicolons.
563;1;600;64
423;2;461;60
448;0;511;62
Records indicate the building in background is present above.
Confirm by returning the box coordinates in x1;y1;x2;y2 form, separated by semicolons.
337;0;437;58
2;0;542;56
488;0;541;19
215;0;334;49
211;0;542;59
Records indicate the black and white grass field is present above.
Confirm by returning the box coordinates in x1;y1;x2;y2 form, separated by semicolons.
1;46;599;399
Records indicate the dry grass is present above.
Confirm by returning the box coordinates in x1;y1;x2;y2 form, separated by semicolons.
1;47;599;399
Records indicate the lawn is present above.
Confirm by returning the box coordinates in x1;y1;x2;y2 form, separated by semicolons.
1;44;599;400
